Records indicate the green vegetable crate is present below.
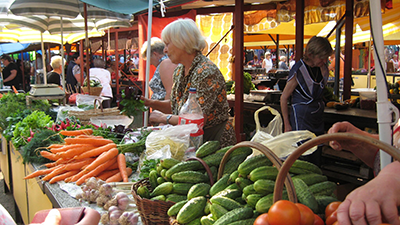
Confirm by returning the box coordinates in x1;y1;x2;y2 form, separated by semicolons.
132;157;213;225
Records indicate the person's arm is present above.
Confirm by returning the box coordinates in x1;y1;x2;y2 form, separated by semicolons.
72;65;82;84
159;59;177;100
141;97;172;114
336;161;400;225
328;121;379;168
3;69;17;83
280;76;297;132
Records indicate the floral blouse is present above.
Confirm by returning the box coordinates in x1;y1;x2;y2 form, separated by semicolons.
170;52;236;146
149;55;168;100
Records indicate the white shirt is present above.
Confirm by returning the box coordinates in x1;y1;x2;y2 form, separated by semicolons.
89;68;113;98
262;58;273;72
131;57;139;68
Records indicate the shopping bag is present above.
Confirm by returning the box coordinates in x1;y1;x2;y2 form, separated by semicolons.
250;106;283;143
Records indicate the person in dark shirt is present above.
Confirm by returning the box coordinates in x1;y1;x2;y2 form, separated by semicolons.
47;56;65;86
1;54;21;89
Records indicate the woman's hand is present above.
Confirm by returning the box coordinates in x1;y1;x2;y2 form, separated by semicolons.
337;161;400;225
149;110;167;125
140;96;152;107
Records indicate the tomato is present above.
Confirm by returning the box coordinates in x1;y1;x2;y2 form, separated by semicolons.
325;211;338;225
268;200;301;225
325;201;341;218
313;214;324;225
295;203;315;225
254;213;270;225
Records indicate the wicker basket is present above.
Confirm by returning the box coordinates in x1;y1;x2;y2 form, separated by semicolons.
132;157;213;225
82;86;103;96
273;133;400;210
68;99;120;125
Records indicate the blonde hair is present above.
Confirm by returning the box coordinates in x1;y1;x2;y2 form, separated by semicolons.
50;55;65;69
141;37;165;59
161;18;206;54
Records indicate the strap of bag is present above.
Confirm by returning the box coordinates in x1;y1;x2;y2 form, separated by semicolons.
254;106;280;132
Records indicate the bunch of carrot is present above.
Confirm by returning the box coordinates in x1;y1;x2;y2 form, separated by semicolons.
23;128;132;185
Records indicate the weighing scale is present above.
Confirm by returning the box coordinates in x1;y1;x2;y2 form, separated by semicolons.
29;84;65;96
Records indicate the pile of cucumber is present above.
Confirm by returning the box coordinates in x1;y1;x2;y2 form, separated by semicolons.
136;140;339;225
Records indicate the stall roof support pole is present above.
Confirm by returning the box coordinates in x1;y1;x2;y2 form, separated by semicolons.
334;18;345;97
234;0;245;142
295;0;304;61
115;31;119;97
343;0;353;101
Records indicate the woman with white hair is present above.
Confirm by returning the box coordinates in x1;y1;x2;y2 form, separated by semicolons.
141;37;177;100
47;55;65;86
142;18;236;147
262;51;273;72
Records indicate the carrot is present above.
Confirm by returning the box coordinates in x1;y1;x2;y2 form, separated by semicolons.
12;86;18;94
56;145;96;159
84;148;119;173
76;135;104;139
40;151;59;161
44;162;57;168
49;170;80;184
64;138;113;146
64;158;95;171
75;157;117;185
59;129;94;136
47;144;65;149
74;143;117;160
105;163;119;170
96;169;120;181
50;144;92;154
42;165;67;181
106;167;133;183
24;165;61;180
55;157;74;165
117;154;129;182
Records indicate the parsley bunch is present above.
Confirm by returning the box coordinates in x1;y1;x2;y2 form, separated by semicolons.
118;86;148;118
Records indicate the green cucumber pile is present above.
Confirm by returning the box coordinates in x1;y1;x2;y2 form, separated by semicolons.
136;140;338;225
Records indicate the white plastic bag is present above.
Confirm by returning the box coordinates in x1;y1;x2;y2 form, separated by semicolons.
144;124;198;161
249;106;317;159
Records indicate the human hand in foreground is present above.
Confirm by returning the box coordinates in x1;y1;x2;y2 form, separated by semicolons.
336;161;400;225
149;110;166;125
30;209;61;225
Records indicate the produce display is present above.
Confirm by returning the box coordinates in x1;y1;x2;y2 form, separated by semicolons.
134;140;339;225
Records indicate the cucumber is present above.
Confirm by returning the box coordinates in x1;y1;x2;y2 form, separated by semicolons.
209;174;231;196
210;203;228;220
167;200;188;216
253;179;275;195
246;194;264;208
214;189;242;199
157;176;166;184
248;165;279;182
238;155;272;177
172;171;209;184
161;158;181;169
172;182;193;195
315;195;339;214
214;207;253;225
148;170;158;189
210;196;242;211
187;183;211;200
200;214;215;225
150;181;173;197
228;171;239;183
176;196;207;224
166;160;204;179
136;185;150;199
255;193;273;213
166;193;187;203
228;218;256;225
196;141;220;158
292;178;319;213
235;177;253;190
292;160;322;174
187;217;202;225
243;184;257;196
151;195;166;201
293;173;328;186
309;181;337;196
223;154;248;175
202;152;226;167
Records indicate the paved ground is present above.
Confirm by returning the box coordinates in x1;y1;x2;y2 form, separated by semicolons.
0;172;18;223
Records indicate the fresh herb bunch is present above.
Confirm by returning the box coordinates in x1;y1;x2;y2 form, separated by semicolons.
3;109;32;141
139;158;160;179
21;129;63;164
12;111;54;149
117;128;153;155
118;86;147;118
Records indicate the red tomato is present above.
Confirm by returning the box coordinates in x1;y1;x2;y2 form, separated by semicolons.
254;213;270;225
295;203;315;225
268;200;301;225
325;211;338;225
313;214;324;225
325;201;341;218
